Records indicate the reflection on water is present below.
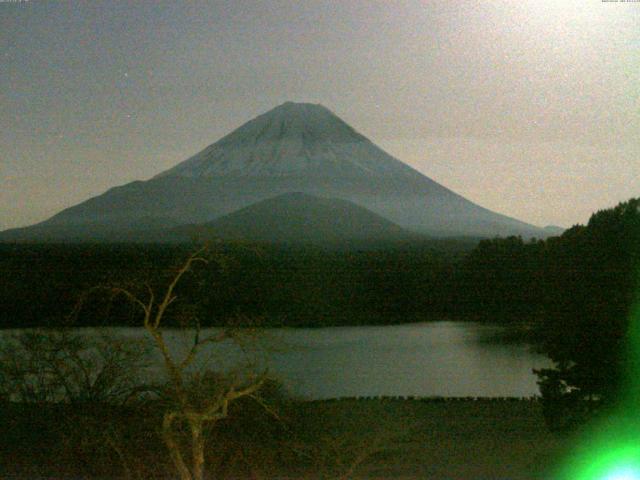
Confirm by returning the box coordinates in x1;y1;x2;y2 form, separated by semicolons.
1;322;550;400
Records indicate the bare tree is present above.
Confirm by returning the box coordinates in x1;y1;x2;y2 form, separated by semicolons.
0;329;154;479
111;246;267;480
0;329;148;404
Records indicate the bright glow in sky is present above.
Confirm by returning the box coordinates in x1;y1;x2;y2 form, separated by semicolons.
1;0;638;230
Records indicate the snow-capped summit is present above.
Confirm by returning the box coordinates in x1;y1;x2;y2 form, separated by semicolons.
157;102;415;178
0;102;551;241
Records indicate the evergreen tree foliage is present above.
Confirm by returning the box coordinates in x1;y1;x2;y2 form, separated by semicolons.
535;198;640;431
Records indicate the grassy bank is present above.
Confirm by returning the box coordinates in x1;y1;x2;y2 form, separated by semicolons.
1;398;568;479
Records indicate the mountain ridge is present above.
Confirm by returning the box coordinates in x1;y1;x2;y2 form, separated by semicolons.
173;192;414;245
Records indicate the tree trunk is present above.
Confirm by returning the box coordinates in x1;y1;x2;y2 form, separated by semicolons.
191;421;205;480
163;412;193;480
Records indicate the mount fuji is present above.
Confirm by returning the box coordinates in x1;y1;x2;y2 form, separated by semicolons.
1;102;548;242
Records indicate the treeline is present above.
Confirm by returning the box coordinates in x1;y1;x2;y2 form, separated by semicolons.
460;198;639;334
535;198;640;429
1;198;638;338
450;198;639;429
0;240;472;328
0;243;188;328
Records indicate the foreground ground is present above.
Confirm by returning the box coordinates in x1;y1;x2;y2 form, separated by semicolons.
1;398;569;479
299;398;568;479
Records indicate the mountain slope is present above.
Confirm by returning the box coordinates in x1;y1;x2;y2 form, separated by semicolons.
173;192;412;245
0;102;548;241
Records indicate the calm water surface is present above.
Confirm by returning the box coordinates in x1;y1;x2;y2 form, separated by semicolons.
260;322;550;399
4;322;550;399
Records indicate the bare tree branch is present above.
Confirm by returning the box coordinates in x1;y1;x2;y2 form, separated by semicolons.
152;246;209;329
85;244;271;480
179;330;228;371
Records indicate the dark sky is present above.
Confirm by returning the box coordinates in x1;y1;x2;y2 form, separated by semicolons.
2;0;639;230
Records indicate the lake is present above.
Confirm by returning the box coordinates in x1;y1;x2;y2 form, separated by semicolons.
3;321;549;400
260;322;550;399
